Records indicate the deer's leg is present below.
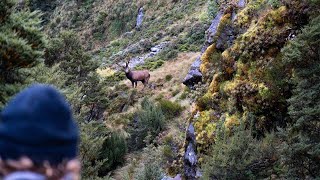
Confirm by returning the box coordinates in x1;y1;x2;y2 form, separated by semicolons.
141;80;146;89
146;75;150;85
131;81;134;88
135;81;137;88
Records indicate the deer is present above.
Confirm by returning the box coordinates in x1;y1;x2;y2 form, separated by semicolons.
117;60;150;88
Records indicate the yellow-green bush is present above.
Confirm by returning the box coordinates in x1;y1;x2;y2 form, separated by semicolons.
194;110;217;153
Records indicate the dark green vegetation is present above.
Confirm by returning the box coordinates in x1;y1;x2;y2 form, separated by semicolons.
1;0;319;179
194;0;320;179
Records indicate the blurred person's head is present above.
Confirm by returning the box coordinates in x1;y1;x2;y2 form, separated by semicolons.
0;84;80;180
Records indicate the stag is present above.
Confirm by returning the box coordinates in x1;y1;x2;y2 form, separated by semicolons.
118;60;150;88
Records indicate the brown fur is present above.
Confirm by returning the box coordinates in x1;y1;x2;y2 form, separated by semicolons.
124;61;150;88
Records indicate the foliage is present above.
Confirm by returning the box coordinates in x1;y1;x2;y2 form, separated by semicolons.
202;122;279;179
165;74;173;81
0;1;47;108
99;131;127;175
45;31;99;85
27;0;58;23
128;98;165;151
207;0;219;19
281;15;320;178
268;0;281;8
158;99;183;119
135;161;163;180
79;122;109;179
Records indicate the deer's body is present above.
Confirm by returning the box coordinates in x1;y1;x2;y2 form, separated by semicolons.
119;60;150;88
126;70;150;88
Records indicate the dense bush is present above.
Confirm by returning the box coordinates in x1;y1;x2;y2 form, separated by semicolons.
0;1;47;108
158;99;183;119
79;122;109;179
135;162;163;180
45;31;99;85
128;98;165;150
202;122;279;179
27;0;58;23
99;131;127;175
281;15;320;178
207;0;219;19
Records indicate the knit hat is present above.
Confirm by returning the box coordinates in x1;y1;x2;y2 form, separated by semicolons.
0;84;79;165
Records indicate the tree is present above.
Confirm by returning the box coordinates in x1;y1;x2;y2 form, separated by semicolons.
282;15;320;178
0;0;46;108
27;0;58;23
45;31;98;85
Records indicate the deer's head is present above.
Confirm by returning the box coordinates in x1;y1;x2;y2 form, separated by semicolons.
124;61;130;73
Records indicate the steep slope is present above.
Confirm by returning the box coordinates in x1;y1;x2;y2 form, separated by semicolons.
184;0;320;179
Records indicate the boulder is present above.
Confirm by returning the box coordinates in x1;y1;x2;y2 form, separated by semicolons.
183;57;202;88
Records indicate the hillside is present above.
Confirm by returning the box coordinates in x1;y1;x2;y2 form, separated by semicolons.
0;0;320;179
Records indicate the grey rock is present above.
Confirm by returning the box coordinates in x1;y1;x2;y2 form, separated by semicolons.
136;7;144;30
184;123;198;179
215;23;235;51
183;57;202;88
205;10;224;47
183;11;224;88
161;174;182;180
122;31;134;38
238;0;246;8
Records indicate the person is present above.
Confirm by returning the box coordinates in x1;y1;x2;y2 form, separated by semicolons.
0;84;80;180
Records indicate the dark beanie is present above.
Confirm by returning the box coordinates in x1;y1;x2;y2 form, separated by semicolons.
0;84;79;165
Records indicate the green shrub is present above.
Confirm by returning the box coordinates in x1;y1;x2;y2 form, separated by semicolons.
128;98;165;150
171;89;180;97
202;122;279;179
162;145;174;159
135;59;165;70
158;99;183;119
135;162;164;180
165;74;173;81
97;11;107;25
207;0;219;19
179;92;188;100
79;122;109;179
0;1;47;108
99;131;127;175
281;15;320;178
158;48;179;61
155;93;164;101
268;0;281;8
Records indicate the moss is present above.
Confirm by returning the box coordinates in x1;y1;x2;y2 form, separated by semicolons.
208;72;223;94
196;93;213;111
194;110;217;152
221;50;236;75
235;0;267;28
224;113;240;130
215;13;232;40
200;44;216;75
258;83;272;100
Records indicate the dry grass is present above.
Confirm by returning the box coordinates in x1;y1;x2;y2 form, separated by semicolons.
97;67;115;77
122;52;199;90
110;52;199;179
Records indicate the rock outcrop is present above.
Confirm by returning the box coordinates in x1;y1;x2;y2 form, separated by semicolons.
183;10;224;88
136;7;144;30
183;0;247;88
184;123;198;179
